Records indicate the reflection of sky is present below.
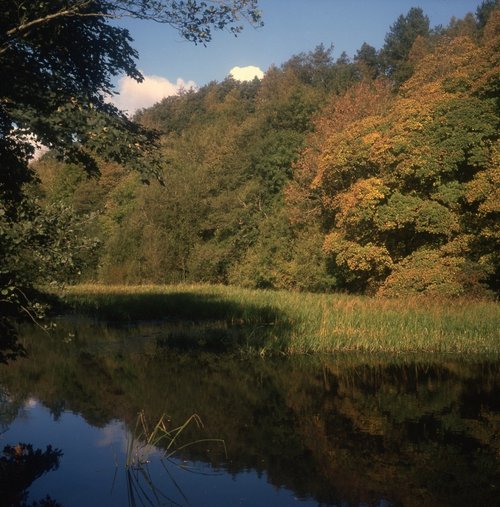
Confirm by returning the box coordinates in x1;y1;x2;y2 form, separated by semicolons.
95;422;126;448
3;402;128;506
2;400;322;507
24;397;38;408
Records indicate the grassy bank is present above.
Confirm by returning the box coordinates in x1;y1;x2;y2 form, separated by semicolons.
58;284;500;355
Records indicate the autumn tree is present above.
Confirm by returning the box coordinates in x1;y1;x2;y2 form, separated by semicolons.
291;8;499;297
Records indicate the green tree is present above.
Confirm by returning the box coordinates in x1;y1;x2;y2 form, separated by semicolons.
96;49;344;288
380;7;430;86
476;0;499;30
354;42;381;80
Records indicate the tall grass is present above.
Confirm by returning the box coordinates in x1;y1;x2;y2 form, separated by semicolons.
59;284;500;355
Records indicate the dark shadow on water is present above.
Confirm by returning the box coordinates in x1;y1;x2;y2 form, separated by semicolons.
155;327;248;353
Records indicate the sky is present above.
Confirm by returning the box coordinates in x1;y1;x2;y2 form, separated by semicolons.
111;0;485;114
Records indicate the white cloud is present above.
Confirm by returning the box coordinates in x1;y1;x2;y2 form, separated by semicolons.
110;74;196;115
229;65;264;82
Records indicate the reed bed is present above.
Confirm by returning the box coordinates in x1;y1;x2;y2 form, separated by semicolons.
59;284;500;355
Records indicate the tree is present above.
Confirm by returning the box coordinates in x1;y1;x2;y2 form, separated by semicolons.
1;1;262;50
290;9;499;297
476;0;499;30
354;42;381;80
0;0;262;358
380;7;430;86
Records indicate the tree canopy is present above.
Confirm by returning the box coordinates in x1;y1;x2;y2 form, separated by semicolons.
292;8;499;297
380;7;430;86
31;3;499;300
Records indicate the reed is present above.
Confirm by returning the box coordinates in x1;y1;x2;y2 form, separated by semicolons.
59;284;500;355
125;410;226;469
122;410;226;507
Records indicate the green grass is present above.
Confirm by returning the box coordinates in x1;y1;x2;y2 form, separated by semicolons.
58;284;500;355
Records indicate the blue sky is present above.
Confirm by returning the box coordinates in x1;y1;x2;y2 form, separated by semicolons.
111;0;485;113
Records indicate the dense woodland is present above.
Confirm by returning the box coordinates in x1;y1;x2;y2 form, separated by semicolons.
19;4;500;299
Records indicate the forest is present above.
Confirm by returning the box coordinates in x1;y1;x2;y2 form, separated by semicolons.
31;5;499;299
2;2;499;345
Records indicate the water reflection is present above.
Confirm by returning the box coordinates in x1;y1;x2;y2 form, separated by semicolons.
0;318;25;365
0;319;498;507
0;442;62;507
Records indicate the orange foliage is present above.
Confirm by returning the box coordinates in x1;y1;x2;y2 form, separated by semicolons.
334;178;389;231
472;9;500;97
288;10;499;296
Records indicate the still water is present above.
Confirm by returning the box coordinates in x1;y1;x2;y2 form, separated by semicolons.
1;319;499;507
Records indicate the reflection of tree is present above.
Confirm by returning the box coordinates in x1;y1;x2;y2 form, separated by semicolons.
0;443;63;507
284;360;500;507
0;387;20;435
0;318;25;364
1;324;499;507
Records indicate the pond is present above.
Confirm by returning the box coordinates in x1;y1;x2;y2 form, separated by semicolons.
1;318;499;507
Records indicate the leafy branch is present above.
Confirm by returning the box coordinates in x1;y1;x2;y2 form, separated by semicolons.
1;0;263;54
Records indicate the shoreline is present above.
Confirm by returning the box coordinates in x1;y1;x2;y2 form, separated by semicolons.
53;284;500;356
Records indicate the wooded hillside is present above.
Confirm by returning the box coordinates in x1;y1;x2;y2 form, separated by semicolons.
34;5;500;298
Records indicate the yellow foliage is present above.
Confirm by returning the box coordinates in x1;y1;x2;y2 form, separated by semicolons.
440;235;473;256
362;131;381;144
465;142;500;215
334;178;389;230
289;16;498;296
401;36;482;97
472;9;500;96
313;116;386;193
323;233;393;277
378;250;465;298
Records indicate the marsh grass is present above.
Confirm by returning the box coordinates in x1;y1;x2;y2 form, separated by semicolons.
59;284;499;355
